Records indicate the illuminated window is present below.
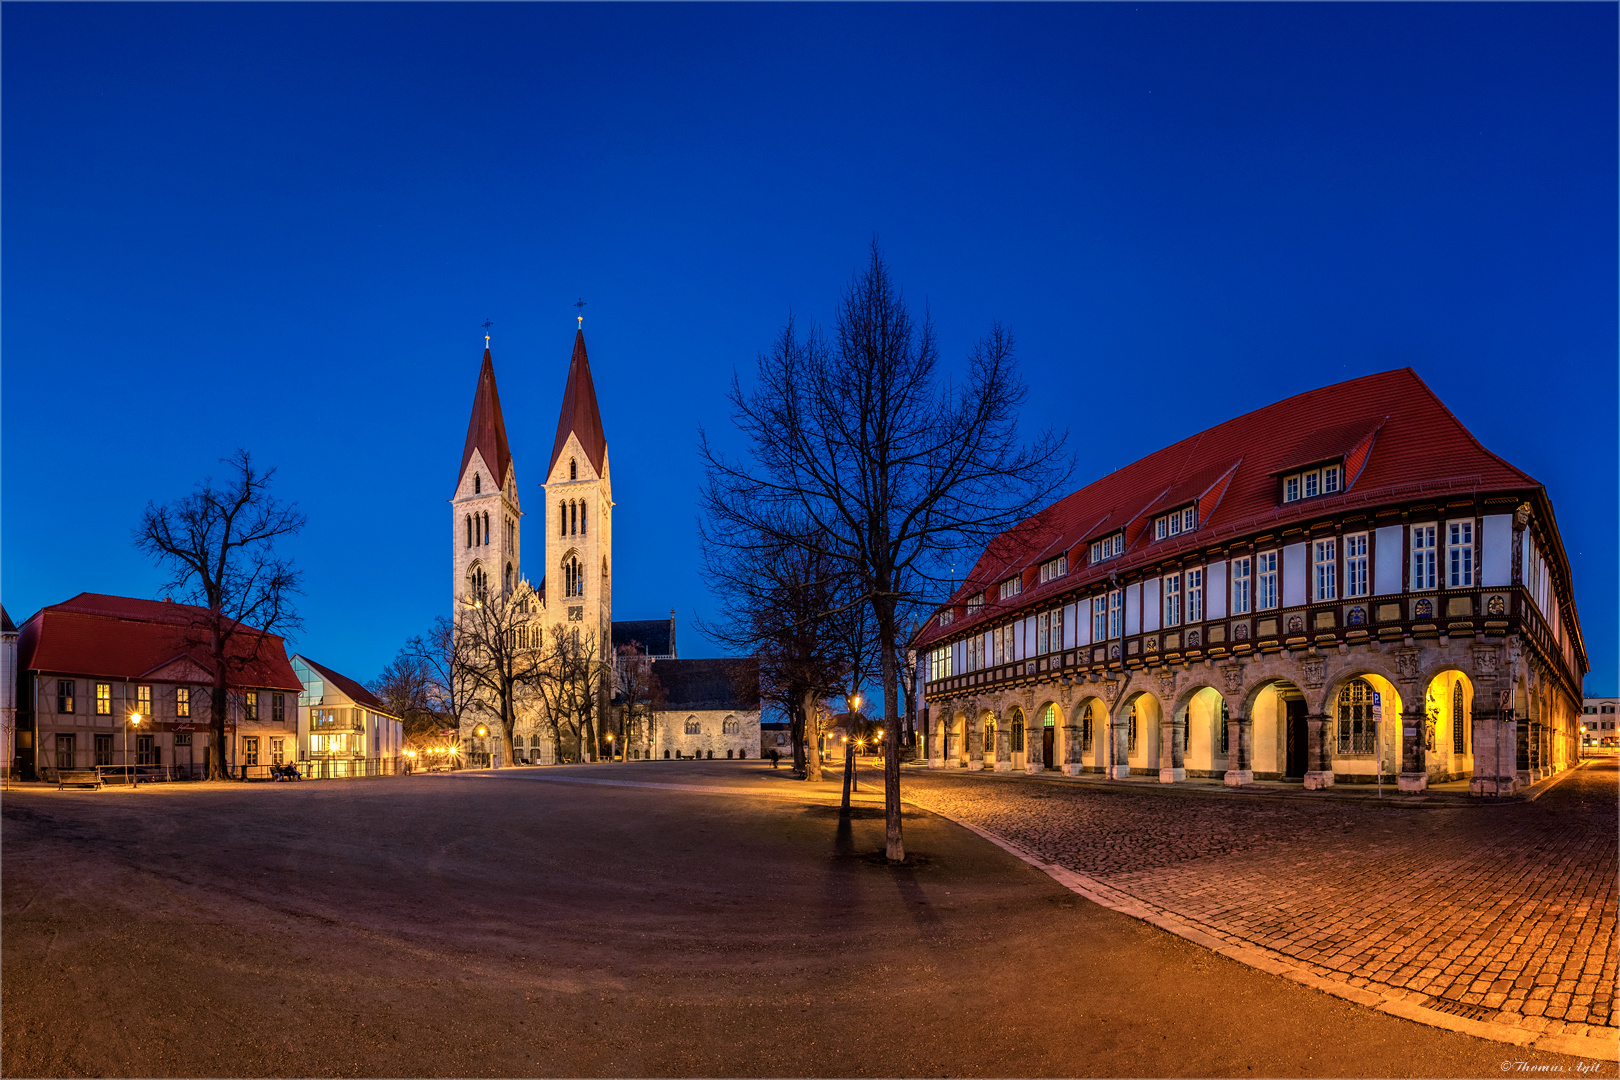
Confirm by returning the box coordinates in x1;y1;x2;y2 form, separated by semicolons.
137;684;152;717
1337;679;1377;755
244;737;260;766
58;680;75;714
176;687;190;717
96;683;112;716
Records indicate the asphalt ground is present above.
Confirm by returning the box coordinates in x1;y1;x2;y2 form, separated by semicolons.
2;761;1609;1078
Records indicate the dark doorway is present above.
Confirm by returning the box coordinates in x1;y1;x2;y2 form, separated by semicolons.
1042;725;1055;769
1284;697;1308;778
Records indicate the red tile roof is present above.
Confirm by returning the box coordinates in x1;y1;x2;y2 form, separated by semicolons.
16;593;301;690
917;368;1537;647
549;330;608;477
457;347;514;494
295;655;392;716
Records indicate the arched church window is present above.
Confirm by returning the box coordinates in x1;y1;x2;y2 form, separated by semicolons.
580;502;587;536
1337;679;1376;755
474;473;481;494
483;512;490;546
570;501;577;536
723;717;739;735
1452;681;1466;754
685;717;701;735
505;563;513;592
559;502;566;537
570;459;578;481
983;717;996;756
1010;708;1025;754
466;515;472;549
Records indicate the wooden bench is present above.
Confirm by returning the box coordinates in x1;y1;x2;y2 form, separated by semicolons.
57;768;104;790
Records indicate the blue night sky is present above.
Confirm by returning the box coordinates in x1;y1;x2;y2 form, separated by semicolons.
4;4;1615;696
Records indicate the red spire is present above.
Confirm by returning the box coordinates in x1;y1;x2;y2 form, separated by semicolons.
457;346;513;494
549;329;607;477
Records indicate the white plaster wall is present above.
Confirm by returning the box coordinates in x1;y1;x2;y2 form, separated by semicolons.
1125;583;1141;636
1142;578;1160;633
1207;561;1227;620
1374;525;1404;595
1482;515;1512;587
1282;543;1307;608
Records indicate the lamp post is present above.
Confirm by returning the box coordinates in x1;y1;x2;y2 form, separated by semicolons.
127;712;143;789
606;731;615;762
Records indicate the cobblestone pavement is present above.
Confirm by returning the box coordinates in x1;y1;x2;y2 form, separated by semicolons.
897;758;1618;1041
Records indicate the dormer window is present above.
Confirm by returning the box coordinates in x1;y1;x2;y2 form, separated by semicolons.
1039;555;1067;583
1153;506;1197;541
999;576;1023;601
937;609;954;628
1089;532;1124;564
1281;463;1342;504
966;597;984;615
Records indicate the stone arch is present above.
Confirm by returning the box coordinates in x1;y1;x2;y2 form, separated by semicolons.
1034;699;1061;772
1422;668;1475;781
1320;669;1405;784
1173;684;1229;776
1117;689;1163;774
1072;694;1106;772
1240;677;1307;781
1003;705;1027;771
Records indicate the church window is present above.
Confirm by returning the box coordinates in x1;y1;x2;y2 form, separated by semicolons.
474;473;481;494
685;718;701;735
723;717;739;735
570;459;578;481
483;512;490;546
559;502;566;537
466;515;473;549
570;501;577;535
1452;681;1466;754
505;563;513;592
580;502;587;535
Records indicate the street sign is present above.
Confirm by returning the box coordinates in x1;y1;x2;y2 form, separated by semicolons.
1372;691;1382;708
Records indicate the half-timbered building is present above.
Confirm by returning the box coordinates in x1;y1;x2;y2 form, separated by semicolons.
913;369;1586;795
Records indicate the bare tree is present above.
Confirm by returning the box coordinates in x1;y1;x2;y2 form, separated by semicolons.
134;449;305;780
701;244;1069;860
614;642;666;760
697;519;863;781
368;649;445;750
451;581;546;767
528;624;612;763
405;615;480;744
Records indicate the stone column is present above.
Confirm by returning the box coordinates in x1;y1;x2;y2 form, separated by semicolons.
1109;710;1131;779
1224;715;1254;786
993;714;1012;772
1469;705;1520;796
1063;724;1082;776
1159;712;1186;783
1398;706;1428;792
967;714;984;771
1026;713;1044;775
1304;713;1334;789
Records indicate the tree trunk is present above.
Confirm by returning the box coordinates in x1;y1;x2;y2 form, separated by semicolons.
877;597;904;862
789;693;807;777
801;687;823;782
209;683;229;781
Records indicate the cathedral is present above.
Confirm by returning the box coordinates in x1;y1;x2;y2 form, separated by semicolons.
450;326;760;766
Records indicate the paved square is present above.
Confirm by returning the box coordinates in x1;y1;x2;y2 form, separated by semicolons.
2;762;1611;1077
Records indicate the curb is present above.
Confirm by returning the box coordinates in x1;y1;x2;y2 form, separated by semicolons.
915;802;1620;1063
899;761;1584;810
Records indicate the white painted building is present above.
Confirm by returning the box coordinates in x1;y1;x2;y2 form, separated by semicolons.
1580;698;1617;746
291;654;404;777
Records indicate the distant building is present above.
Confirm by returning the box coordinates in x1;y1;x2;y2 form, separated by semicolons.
1581;698;1617;746
12;593;301;780
290;655;405;777
653;658;761;760
2;606;17;779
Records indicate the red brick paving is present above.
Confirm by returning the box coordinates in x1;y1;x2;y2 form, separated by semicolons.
899;758;1617;1040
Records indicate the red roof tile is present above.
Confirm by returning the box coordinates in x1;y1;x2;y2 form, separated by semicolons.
549;330;608;478
457;347;514;494
917;368;1536;647
16;592;301;690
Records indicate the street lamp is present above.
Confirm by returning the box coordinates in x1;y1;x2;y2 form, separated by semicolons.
127;712;143;789
606;732;615;761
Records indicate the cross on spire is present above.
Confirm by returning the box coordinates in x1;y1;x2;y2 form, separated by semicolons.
574;298;586;329
482;318;493;348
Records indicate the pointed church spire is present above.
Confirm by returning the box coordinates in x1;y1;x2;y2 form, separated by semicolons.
457;342;514;494
549;329;608;477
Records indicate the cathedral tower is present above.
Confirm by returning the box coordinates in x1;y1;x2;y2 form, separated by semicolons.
452;340;522;608
542;329;612;651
